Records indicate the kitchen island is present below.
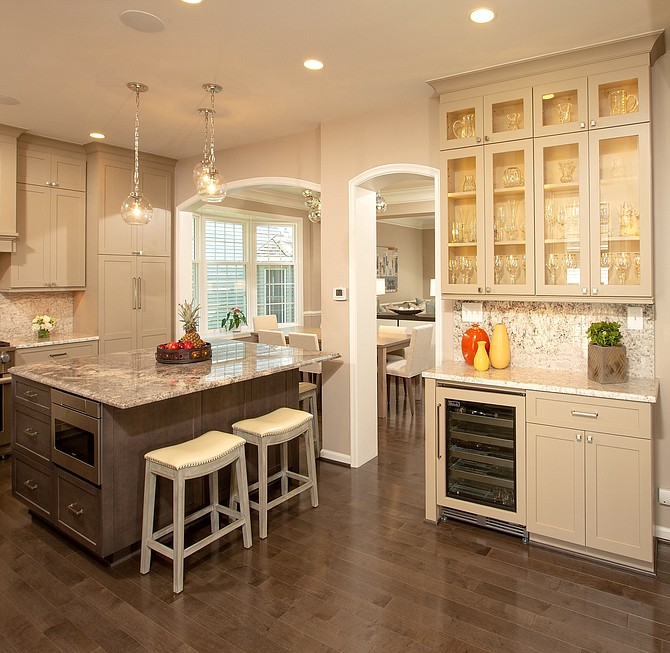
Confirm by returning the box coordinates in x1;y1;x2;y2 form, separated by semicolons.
10;340;339;561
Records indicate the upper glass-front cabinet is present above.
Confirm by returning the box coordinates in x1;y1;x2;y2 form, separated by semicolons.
439;89;532;150
534;66;650;137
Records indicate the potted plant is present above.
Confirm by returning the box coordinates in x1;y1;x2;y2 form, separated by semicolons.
585;320;627;384
221;307;247;332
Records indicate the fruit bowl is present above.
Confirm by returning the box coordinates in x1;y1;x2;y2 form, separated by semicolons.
155;342;212;364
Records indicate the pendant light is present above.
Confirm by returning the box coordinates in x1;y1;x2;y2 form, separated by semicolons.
375;191;387;213
193;83;227;203
120;82;153;226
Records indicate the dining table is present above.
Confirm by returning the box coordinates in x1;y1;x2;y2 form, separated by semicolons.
377;332;411;419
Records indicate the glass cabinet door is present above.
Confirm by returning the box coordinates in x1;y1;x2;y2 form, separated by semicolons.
533;78;588;137
484;139;534;295
534;133;589;296
588;66;650;130
589;124;651;298
439;96;484;150
483;88;533;144
441;148;484;294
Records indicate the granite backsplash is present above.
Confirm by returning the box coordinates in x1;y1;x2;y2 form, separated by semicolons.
453;300;654;378
0;292;74;341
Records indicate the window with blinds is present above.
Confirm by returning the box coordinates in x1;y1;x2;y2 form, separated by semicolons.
256;224;295;323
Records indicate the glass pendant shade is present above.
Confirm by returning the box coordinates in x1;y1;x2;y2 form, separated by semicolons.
376;191;387;213
121;191;153;226
195;163;227;202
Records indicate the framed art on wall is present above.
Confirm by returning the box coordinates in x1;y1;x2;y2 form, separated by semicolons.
377;245;398;293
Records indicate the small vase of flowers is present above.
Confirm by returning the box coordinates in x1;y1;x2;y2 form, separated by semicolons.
32;314;56;339
221;308;247;332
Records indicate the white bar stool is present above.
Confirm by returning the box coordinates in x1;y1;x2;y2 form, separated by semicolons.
140;430;252;594
232;407;318;539
299;381;320;457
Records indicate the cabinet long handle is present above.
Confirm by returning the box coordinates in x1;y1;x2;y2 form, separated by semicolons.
67;503;84;517
49;352;67;358
138;277;142;309
23;390;38;399
132;277;137;310
23;480;38;491
436;402;442;459
23;427;39;437
571;410;598;418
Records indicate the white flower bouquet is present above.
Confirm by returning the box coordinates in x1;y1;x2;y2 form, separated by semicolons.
32;314;56;338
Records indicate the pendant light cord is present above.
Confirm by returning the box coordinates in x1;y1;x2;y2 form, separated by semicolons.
208;89;217;167
133;87;141;194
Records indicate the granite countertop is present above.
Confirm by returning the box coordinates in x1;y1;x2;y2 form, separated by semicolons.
13;333;99;349
424;361;659;403
10;341;340;409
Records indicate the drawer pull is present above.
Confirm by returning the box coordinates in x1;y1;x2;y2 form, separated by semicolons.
576;433;582;442
67;503;84;517
49;352;68;358
23;480;38;491
571;410;598;419
23;390;38;399
23;427;39;437
587;435;594;444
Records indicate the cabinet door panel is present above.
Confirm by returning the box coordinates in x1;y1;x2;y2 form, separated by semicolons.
13;183;50;288
99;162;135;255
51;154;86;191
588;66;650;129
585;431;653;562
136;257;171;348
17;149;50;186
51;189;86;287
139;168;172;257
527;423;585;545
98;256;136;353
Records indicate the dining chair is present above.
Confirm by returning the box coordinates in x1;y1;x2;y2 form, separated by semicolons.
385;324;434;416
378;325;409;358
257;329;286;346
253;314;279;331
288;332;322;383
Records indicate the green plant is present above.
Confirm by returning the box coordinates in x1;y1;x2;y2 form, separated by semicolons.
221;307;247;331
586;321;623;347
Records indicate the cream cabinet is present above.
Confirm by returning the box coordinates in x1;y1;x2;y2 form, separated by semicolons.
98;255;171;353
15;340;98;366
0;125;23;251
526;390;653;571
18;138;86;191
441;139;534;296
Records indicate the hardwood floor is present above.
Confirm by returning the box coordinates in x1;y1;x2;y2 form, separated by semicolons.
1;396;670;652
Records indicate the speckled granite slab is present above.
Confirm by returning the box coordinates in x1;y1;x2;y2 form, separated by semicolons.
424;361;658;403
13;333;99;348
10;341;340;409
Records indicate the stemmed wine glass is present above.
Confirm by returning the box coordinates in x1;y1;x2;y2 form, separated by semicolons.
613;252;631;284
506;254;520;284
600;252;612;285
545;196;556;239
633;253;641;282
555;207;566;239
546;253;560;285
448;258;460;284
459;256;474;284
494;254;505;284
504;200;519;241
562;253;578;285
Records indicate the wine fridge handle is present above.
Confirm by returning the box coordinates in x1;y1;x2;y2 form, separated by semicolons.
436;402;442;459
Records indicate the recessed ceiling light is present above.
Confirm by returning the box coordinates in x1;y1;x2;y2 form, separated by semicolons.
89;132;105;139
119;10;165;33
542;93;556;100
304;59;324;71
0;95;19;105
181;0;202;3
470;7;495;23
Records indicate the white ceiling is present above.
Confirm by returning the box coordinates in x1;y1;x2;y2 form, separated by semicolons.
2;1;670;160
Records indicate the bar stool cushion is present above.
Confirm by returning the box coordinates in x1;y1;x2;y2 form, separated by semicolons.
145;431;245;470
233;407;312;439
299;381;317;397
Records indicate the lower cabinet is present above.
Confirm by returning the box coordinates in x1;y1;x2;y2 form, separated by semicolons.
15;340;98;366
526;390;653;571
12;450;55;522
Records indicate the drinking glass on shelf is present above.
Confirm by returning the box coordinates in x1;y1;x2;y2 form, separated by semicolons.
556;101;572;124
599;202;611;240
562;253;578;284
558;160;576;183
610;157;625;178
504;200;519;240
448;258;460;284
618;202;635;237
462;174;476;192
502;167;523;188
600;252;612;285
459;208;472;242
555;207;566;239
613;252;631;284
460;256;475;284
451;219;462;243
494;255;505;284
546;253;560;284
506;254;520;285
494;205;505;242
506;113;521;130
545;197;556;239
633;253;641;282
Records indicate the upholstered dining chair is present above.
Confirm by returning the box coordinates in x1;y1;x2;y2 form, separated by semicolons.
257;329;286;346
288;332;322;384
385;324;434;415
378;325;409;358
253;314;279;331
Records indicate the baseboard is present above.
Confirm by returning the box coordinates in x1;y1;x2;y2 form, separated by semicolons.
656;525;670;542
319;449;351;466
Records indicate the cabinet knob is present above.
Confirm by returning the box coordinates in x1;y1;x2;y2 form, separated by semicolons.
590;120;596;127
587;435;594;444
477;287;484;294
580;122;586;129
576;433;582;442
476;137;482;143
592;288;598;295
582;287;588;295
484;136;490;142
485;287;491;293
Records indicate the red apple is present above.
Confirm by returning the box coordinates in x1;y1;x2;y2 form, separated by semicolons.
166;341;180;350
157;343;167;350
181;341;194;349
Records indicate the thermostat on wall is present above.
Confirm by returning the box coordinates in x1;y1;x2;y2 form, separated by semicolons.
333;287;347;301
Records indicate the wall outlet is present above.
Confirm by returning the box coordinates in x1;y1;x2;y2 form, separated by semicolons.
659;488;670;505
627;306;643;330
462;302;483;323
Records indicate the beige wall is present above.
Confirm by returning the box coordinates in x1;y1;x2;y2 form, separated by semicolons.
376;222;426;303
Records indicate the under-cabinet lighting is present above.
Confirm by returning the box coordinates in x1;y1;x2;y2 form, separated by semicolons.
470;8;495;23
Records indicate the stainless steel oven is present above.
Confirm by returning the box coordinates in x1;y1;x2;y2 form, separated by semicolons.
0;342;16;459
51;389;102;485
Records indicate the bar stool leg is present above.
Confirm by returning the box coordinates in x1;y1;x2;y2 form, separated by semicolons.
258;441;269;539
173;469;186;594
235;453;253;547
280;442;289;496
209;470;220;533
309;393;320;457
140;463;156;575
304;424;319;508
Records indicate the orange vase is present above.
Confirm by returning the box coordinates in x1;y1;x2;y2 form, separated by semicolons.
489;323;510;369
461;324;489;365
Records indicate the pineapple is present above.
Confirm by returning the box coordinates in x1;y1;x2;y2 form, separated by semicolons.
178;300;206;348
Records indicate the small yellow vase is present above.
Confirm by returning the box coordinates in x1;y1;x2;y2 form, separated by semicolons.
473;340;490;371
489;323;510;369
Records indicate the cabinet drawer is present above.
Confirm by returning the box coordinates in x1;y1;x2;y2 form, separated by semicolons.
12;451;54;521
526;391;651;439
56;469;100;551
13;406;51;461
13;378;50;413
15;341;98;366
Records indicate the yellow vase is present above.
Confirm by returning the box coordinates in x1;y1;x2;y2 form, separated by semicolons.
489;323;510;369
473;340;490;371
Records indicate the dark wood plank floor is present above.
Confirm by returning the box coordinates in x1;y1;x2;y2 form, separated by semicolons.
1;394;670;652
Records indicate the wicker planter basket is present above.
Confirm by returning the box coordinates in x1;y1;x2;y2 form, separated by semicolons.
587;344;627;384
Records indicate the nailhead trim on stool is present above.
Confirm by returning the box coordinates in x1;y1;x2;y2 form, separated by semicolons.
140;430;252;593
232;407;318;539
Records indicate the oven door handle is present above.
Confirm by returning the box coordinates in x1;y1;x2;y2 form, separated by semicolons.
0;376;11;386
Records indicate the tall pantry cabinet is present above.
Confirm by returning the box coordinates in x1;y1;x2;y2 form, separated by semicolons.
74;143;176;353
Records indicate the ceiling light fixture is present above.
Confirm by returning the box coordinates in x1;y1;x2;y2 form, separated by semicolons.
376;191;387;213
193;83;227;203
303;190;321;223
89;132;105;139
0;95;19;106
181;0;202;3
119;10;165;33
120;82;153;226
304;59;324;71
469;7;495;23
